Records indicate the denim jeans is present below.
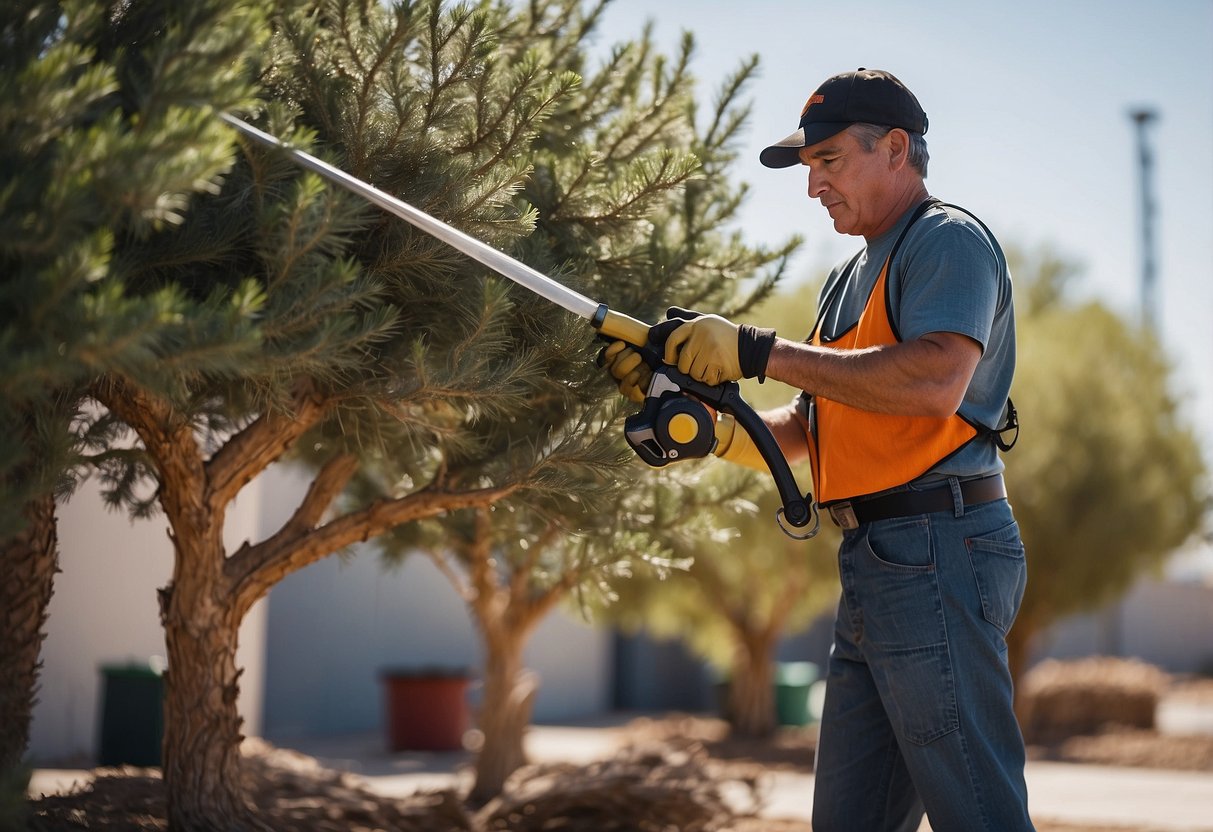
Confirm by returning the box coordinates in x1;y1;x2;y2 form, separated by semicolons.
812;482;1034;832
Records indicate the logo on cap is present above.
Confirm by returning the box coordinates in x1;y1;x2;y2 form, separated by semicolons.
800;94;825;117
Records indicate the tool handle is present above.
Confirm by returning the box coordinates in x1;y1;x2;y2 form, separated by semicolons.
595;302;817;536
591;304;653;347
672;372;815;530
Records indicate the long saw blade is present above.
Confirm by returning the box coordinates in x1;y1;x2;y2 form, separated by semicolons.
219;113;651;346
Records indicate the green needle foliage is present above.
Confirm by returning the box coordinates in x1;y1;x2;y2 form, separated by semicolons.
0;0;266;528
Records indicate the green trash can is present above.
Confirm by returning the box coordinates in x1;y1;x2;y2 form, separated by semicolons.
774;661;819;726
98;661;165;767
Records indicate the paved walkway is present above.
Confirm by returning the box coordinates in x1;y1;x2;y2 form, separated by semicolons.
30;708;1213;830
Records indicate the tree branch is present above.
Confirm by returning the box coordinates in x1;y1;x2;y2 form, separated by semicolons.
506;524;565;633
228;479;520;617
508;523;558;605
521;560;581;635
90;375;187;463
90;374;209;540
467;507;503;622
205;379;330;515
225;451;359;608
762;574;805;645
296;453;362;529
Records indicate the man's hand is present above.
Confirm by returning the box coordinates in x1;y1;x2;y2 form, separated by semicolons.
663;311;777;386
664;315;740;386
599;340;651;403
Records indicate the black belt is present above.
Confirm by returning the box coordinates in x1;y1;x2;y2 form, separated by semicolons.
825;475;1006;530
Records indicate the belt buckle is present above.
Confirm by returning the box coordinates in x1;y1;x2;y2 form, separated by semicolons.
828;502;859;530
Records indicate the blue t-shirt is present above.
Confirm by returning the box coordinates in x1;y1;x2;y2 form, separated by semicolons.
814;200;1016;482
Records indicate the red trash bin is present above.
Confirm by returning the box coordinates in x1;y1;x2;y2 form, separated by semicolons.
381;668;471;751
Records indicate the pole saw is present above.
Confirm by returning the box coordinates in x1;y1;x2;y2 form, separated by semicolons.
219;113;819;539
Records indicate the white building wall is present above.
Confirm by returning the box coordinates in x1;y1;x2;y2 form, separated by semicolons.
256;460;611;739
1121;578;1213;672
261;544;474;740
29;455;611;763
1035;576;1213;674
29;472;268;764
260;503;612;741
526;602;612;723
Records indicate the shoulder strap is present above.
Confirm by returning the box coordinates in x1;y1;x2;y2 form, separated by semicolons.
882;197;943;342
887;197;943;272
807;249;862;342
889;198;1021;452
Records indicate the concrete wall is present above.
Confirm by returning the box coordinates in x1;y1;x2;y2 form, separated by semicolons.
30;456;611;762
30;474;267;765
1034;576;1213;674
260;525;612;741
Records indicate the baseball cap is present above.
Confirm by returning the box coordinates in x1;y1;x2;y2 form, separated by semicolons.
759;68;928;169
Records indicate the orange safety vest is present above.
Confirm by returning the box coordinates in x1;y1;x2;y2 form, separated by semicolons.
804;200;997;504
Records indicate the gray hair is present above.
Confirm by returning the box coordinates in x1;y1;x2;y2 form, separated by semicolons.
847;123;930;177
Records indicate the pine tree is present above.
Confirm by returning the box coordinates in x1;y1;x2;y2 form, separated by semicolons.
0;3;264;824
356;2;802;798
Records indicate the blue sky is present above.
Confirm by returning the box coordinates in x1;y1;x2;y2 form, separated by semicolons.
592;0;1213;469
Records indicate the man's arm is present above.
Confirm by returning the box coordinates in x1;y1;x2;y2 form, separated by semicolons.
761;402;814;465
765;331;982;419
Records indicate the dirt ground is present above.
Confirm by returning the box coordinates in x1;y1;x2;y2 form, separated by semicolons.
26;743;1198;832
25;678;1213;831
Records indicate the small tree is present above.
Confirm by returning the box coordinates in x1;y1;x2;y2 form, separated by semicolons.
600;278;840;738
606;468;837;737
75;1;586;826
1003;246;1208;684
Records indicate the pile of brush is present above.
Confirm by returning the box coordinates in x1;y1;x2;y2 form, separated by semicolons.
476;740;758;832
1018;656;1169;745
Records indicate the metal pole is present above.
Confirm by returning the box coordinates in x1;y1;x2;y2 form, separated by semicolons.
1096;108;1161;658
1130;108;1159;331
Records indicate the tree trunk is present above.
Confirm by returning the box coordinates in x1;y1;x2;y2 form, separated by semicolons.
470;628;536;804
0;494;57;826
161;537;263;831
727;631;777;739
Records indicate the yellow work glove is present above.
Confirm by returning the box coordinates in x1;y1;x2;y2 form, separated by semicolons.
712;413;769;472
661;309;777;387
600;340;651;404
664;315;740;386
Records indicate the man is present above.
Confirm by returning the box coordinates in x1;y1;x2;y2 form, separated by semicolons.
603;68;1033;832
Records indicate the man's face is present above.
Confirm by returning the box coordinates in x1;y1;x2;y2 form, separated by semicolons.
799;128;895;239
